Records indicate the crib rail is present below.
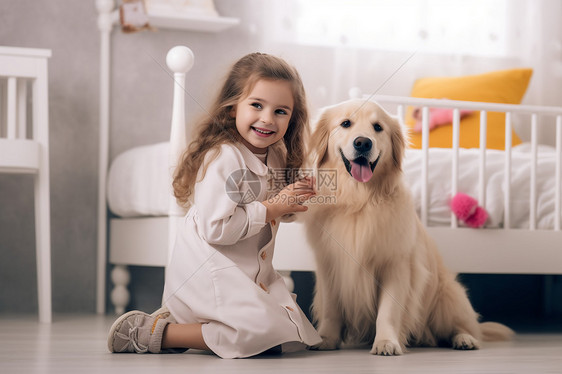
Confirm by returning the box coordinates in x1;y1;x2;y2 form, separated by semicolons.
371;95;562;232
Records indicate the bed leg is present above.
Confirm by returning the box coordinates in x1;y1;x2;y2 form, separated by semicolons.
278;270;294;292
110;265;130;315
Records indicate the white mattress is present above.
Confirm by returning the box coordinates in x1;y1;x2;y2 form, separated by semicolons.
107;142;560;229
107;142;172;218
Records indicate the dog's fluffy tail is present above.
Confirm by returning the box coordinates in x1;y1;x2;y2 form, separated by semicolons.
479;322;515;342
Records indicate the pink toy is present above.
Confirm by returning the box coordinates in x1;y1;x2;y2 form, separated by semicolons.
450;193;488;228
412;106;473;133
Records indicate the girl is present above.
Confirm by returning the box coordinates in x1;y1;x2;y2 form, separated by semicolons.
107;52;322;358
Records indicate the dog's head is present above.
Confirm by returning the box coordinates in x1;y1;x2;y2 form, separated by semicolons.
309;99;406;193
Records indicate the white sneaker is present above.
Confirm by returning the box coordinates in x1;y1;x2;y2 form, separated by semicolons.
107;310;170;353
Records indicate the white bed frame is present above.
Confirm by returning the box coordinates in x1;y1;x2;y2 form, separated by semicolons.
275;96;562;275
96;42;562;314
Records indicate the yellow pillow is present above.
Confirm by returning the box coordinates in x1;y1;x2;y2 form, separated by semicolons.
406;68;533;150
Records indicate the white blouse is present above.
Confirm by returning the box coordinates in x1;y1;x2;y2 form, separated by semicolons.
163;142;321;358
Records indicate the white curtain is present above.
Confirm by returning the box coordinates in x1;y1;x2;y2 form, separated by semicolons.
258;0;562;145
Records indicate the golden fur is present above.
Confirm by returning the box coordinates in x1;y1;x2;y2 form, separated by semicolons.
304;99;513;355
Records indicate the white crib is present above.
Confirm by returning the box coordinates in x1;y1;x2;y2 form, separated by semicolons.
98;45;562;314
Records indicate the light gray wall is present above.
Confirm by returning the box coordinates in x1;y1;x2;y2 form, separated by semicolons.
0;0;100;313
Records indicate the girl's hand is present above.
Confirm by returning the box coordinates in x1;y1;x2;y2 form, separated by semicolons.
262;176;316;222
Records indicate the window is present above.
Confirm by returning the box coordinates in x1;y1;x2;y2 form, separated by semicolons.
270;0;510;57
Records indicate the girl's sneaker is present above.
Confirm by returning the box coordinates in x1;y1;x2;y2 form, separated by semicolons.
107;309;175;353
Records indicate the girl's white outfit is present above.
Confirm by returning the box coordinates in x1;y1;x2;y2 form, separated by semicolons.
163;142;322;358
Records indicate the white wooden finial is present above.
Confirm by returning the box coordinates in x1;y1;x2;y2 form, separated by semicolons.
96;0;114;13
96;0;116;32
166;46;195;74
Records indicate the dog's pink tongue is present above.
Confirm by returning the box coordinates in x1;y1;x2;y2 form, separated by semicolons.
350;161;373;183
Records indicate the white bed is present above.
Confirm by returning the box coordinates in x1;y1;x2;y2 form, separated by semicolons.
108;141;561;231
98;45;562;314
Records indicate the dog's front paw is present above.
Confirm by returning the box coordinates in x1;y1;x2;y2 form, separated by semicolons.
310;336;341;351
370;339;403;356
452;333;480;350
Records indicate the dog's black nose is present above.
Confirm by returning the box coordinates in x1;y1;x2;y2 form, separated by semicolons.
353;137;372;153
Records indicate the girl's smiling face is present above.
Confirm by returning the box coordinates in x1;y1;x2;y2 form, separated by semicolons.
232;79;294;154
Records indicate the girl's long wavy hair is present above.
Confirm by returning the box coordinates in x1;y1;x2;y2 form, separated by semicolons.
173;52;309;207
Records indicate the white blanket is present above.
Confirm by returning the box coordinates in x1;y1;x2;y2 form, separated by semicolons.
108;142;560;229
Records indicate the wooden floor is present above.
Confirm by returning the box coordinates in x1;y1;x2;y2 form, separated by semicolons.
1;314;561;373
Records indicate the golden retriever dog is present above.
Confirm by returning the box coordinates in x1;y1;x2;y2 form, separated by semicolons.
303;99;513;355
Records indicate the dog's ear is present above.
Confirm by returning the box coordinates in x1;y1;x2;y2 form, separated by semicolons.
391;117;407;170
309;108;331;168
